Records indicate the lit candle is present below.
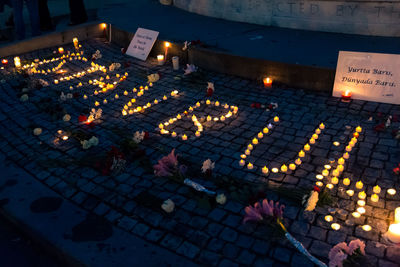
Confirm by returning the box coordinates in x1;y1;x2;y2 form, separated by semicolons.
388;188;397;196
73;37;79;49
338;158;345;165
387;223;400;243
195;131;201;137
395;207;400;223
239;160;245;166
373;185;381;194
331;177;339;185
164;41;170;58
263;77;272;88
345;146;352;152
341;90;351;101
14;57;21;68
248;144;253;150
353;132;359;138
262;166;269;175
333;141;340;146
1;59;8;65
309;138;315;144
62;135;69;140
171;132;177;137
157;54;165;65
355;181;363;190
346;190;354;197
358;191;366;200
343;152;349;159
281;164;287;172
357;207;366;214
326;184;334;189
315;128;321;134
322;169;329;176
273;116;279;123
289;163;296;170
272;168;279;173
316;174;324;180
341;178;350;186
371;194;379;202
332;169;340;177
182;134;187;141
319;123;325;129
247;163;254;170
331;223;341;230
362;225;371;232
252;138;258;145
298;150;305;158
324;165;331;170
240;154;246;159
352;212;361;218
58;47;64;54
337;164;344;172
312;134;318;139
263;127;269;134
356;126;362;133
83;95;87;99
295;158;302;165
325;215;333;222
257;132;263;139
316;181;323;187
304;144;310;151
54;79;59;84
357;200;365;206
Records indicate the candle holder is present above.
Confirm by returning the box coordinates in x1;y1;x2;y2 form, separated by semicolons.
263;77;272;88
341;90;352;102
157;55;165;65
2;59;8;66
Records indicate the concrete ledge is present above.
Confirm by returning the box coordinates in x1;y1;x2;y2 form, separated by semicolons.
0;22;105;57
110;25;335;91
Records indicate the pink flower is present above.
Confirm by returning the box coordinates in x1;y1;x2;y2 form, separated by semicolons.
153;149;178;177
243;198;285;224
329;242;350;261
329;250;348;267
348;239;365;255
243;204;263;223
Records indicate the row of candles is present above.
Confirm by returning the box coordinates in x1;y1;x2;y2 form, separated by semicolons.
240;122;326;175
54;62;107;85
159;100;238;140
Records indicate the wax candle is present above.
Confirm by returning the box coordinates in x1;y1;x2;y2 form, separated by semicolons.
342;178;350;186
362;225;372;231
263;77;272;88
352;212;361;218
263;127;269;134
315;128;321;134
280;164;287;172
157;55;165;65
337;164;344;172
248;144;253;150
387;223;400;243
326;184;334;189
331;177;339;185
309;138;315;144
316;181;323;187
333;141;340;146
322;169;329;176
324;164;332;170
341;90;351;101
295;158;302;165
331;223;340;230
316;174;324;180
245;149;251;156
356;126;362;133
355;181;363;189
195;131;201;137
247;163;254;170
1;59;8;65
304;144;310;151
298;150;305;158
332;169;340;177
272;168;279;173
274;116;279;123
257;132;263;139
358;191;366;199
346;190;354;197
338;158;345;165
182;134;187;141
171;132;177;137
54;79;59;84
325;215;333;222
239;160;245;166
343;152;349;159
289;163;296;170
388;188;397;195
357;207;366;214
353;132;359;138
357;200;365;206
262;166;269;175
371;194;379;202
73;37;79;49
252;138;258;145
345;146;352;152
312;134;318;139
373;185;381;194
58;47;64;54
319;123;325;129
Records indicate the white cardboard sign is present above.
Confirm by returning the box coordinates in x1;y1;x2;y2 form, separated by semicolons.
126;28;159;61
333;51;400;105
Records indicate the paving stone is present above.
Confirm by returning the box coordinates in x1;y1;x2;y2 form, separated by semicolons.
176;241;200;259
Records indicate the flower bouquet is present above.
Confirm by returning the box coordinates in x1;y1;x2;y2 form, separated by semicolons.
329;239;371;267
244;198;327;267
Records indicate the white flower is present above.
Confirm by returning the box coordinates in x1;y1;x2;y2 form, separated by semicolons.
81;140;91;150
184;64;197;75
201;159;215;173
161;199;175;213
60;92;66;101
147;73;160;83
88;136;99;146
216;194;227;205
133;131;145;144
33;128;42;136
20;94;29;102
305;191;319;211
63;114;71;122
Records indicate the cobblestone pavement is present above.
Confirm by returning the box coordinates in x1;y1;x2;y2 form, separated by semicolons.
0;38;399;266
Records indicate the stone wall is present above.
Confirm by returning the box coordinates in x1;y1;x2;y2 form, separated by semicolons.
173;0;400;36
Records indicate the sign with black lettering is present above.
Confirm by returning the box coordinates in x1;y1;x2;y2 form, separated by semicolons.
126;28;159;61
333;51;400;104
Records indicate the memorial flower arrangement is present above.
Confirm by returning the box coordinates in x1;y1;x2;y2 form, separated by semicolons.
329;239;370;267
95;146;126;176
154;149;187;182
244;198;327;267
201;159;215;177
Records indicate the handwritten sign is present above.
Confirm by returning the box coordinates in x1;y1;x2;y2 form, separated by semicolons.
333;51;400;104
126;28;159;61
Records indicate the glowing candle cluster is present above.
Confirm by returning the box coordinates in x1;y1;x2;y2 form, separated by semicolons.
160;100;238;140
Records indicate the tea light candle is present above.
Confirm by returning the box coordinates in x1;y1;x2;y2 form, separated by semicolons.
157;54;165;65
341;90;351;101
387;188;397;195
326;184;334;189
371;194;379;202
352;212;361;218
54;79;59;84
312;134;318;139
325;215;333;222
343;152;349;159
357;200;365;206
272;168;279;173
331;177;339;185
239;160;245;166
289;163;296;170
1;59;8;65
182;134;187;140
281;164;287;172
356;126;362;133
337;164;344;172
362;225;372;231
373;185;381;194
315;128;321;134
322;169;329;176
357;207;366;214
263;127;269;134
245;149;251;156
319;123;325;129
346;190;354;197
353;132;359;138
332;169;340;177
14;56;21;68
355;181;363;190
309;138;315;144
316;181;323;187
324;164;332;170
345;146;352;152
331;223;341;230
338;158;345;165
333;141;340;146
263;77;272;88
262;166;269;175
171;132;177;137
273;116;279;123
358;191;366;199
304;144;310;151
298;150;305;158
248;144;253;150
247;163;254;170
252;138;258;145
295;158;302;165
257;132;263;139
316;174;324;180
58;47;64;54
343;178;350;186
